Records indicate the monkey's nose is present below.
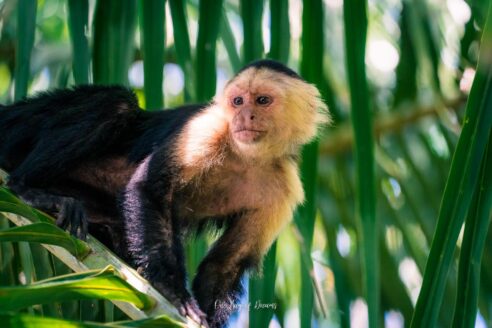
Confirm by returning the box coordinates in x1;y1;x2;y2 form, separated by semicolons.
239;108;255;122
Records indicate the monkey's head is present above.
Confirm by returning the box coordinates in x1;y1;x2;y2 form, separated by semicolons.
217;60;330;159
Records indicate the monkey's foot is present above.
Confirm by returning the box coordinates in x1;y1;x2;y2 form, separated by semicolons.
179;298;209;328
56;198;88;240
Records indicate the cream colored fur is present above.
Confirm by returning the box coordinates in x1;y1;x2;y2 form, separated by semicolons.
176;66;329;256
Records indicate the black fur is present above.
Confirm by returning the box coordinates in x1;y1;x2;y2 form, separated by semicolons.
0;85;140;184
239;59;302;80
0;85;210;325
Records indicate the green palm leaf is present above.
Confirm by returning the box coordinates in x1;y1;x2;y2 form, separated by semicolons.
0;266;155;311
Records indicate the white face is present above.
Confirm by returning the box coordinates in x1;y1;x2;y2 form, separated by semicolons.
217;67;330;158
228;91;274;144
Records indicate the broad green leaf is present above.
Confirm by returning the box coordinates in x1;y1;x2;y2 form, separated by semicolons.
0;187;56;223
104;301;114;323
169;0;194;100
139;0;165;110
18;241;34;287
343;1;379;328
0;223;90;259
453;137;492;327
114;314;186;327
14;0;37;100
0;313;185;328
29;243;61;317
93;0;137;85
0;215;15;284
0;266;155;311
393;2;418;107
411;2;492;326
0;313;102;328
268;0;289;64
220;10;241;73
50;257;79;319
0;201;42;223
67;0;90;84
293;0;328;327
32;266;123;284
195;0;224;101
0;187;23;204
2;209;183;321
240;0;264;63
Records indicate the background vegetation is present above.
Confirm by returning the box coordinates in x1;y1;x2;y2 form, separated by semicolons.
0;0;491;327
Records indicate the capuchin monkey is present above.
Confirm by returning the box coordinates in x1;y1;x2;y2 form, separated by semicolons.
0;60;329;327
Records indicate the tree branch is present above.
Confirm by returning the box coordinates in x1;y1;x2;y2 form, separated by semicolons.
320;97;466;155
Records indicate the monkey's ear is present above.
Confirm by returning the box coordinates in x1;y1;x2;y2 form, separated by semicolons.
310;85;331;127
284;79;331;144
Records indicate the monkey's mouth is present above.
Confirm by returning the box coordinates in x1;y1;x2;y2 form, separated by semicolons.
234;129;266;143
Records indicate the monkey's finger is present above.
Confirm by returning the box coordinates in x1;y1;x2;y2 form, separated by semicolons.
62;199;86;240
69;221;79;237
79;213;88;241
73;206;88;241
187;313;209;328
181;299;209;328
55;215;69;230
57;200;71;230
69;206;81;237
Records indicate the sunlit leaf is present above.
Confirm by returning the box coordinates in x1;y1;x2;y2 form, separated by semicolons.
0;223;90;259
0;266;155;311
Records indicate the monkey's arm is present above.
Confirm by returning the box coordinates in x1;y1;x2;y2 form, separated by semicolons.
6;183;88;238
122;153;207;326
192;203;294;327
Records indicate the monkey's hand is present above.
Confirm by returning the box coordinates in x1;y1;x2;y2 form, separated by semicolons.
178;297;209;328
56;198;88;240
152;281;209;327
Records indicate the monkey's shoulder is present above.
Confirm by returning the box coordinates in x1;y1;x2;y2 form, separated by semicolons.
129;104;208;162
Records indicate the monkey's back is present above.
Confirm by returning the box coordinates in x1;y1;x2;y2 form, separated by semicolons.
0;85;142;179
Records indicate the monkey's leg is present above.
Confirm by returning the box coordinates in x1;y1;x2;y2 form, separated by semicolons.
122;161;208;327
7;179;88;239
192;206;292;328
6;140;95;238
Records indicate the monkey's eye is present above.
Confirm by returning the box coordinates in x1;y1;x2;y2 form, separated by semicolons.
232;97;244;106
256;96;271;106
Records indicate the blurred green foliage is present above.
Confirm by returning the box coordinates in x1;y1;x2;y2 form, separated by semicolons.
0;0;491;327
